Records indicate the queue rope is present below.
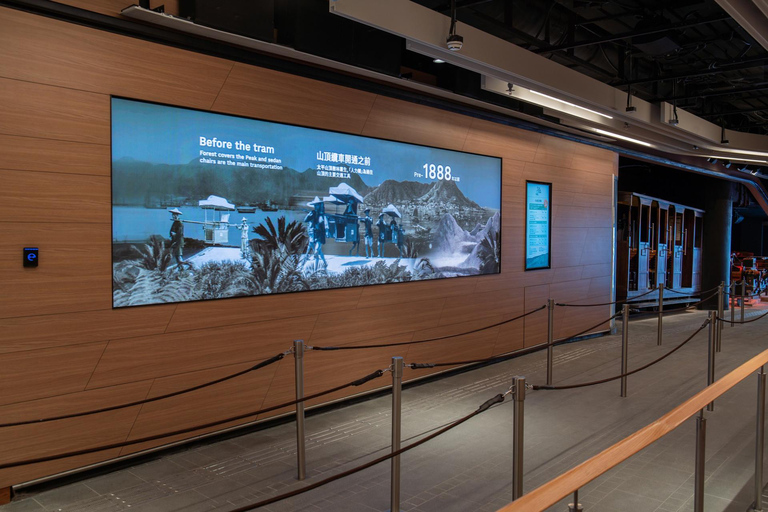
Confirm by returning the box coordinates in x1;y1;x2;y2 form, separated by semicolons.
227;391;507;511
409;311;621;369
310;305;547;351
718;309;768;325
724;286;767;299
532;318;710;391
664;284;720;296
0;368;386;470
627;289;720;319
556;287;657;307
0;351;291;429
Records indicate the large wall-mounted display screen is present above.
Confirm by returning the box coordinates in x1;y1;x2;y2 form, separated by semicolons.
111;98;502;307
525;181;552;270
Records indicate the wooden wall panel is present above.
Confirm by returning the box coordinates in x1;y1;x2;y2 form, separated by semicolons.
0;224;112;318
361;95;473;150
0;170;109;223
0;78;110;144
0;135;109;176
86;315;319;389
0;7;232;109
0;5;618;488
0;307;175;354
0;343;107;405
212;63;377;134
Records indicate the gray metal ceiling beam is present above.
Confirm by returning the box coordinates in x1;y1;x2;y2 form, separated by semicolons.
663;83;768;101
614;57;768;87
533;14;732;54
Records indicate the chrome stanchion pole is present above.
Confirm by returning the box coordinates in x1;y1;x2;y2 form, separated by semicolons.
707;313;716;412
546;299;554;386
732;282;736;328
621;304;629;398
742;280;747;324
716;282;724;353
694;410;707;512
390;357;404;512
568;489;583;512
754;367;766;512
293;339;307;481
657;283;664;346
512;376;526;500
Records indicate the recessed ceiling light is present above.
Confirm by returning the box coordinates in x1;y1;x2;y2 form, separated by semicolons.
433;58;445;64
529;90;614;119
592;128;652;147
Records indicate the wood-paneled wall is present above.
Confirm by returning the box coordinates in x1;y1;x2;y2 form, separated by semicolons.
0;5;617;488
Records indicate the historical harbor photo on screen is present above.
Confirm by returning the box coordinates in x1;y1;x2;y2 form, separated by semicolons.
111;98;502;307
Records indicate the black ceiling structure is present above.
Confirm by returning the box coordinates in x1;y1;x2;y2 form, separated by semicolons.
412;0;768;136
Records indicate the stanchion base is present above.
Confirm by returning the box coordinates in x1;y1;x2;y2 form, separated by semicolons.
568;503;583;512
748;506;763;512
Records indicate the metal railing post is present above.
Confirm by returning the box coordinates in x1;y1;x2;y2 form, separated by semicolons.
621;304;629;398
512;376;526;501
657;283;664;346
546;299;554;386
742;280;747;324
694;410;707;512
390;357;404;512
732;281;736;328
568;489;583;512
716;282;724;353
707;313;716;412
754;367;766;512
293;339;306;481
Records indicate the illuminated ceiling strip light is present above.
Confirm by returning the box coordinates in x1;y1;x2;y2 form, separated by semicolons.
529;90;614;119
593;128;652;147
702;156;768;164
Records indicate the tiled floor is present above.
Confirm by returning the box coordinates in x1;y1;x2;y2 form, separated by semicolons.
3;303;768;512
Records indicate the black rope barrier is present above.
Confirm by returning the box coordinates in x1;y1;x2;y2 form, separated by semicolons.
0;368;386;470
724;286;767;299
532;318;710;391
664;284;720;296
717;310;768;325
310;305;547;351
227;391;507;511
627;289;720;319
556;287;657;307
409;311;621;369
0;351;291;428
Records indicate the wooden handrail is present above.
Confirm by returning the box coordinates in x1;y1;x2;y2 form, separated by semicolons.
497;348;768;512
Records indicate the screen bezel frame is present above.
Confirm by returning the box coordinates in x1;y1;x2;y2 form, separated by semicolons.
524;180;552;271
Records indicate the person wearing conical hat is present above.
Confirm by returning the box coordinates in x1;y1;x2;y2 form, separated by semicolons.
169;208;185;270
236;217;251;260
303;197;327;266
360;207;374;259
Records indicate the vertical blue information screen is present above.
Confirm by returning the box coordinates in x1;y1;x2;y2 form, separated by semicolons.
525;181;551;270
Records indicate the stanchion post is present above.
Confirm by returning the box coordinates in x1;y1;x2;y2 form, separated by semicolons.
657;283;664;346
390;357;404;512
293;339;307;481
707;313;716;412
732;282;736;328
754;367;766;512
512;376;526;501
694;411;707;512
742;280;747;324
568;489;583;512
621;304;629;398
716;282;724;353
546;299;554;386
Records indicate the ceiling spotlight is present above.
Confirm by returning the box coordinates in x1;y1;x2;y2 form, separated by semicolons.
721;125;729;145
724;160;732;168
752;170;760;175
506;82;515;95
739;164;749;172
707;158;718;164
734;213;745;225
432;58;445;64
446;0;464;51
669;104;679;126
625;87;636;112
